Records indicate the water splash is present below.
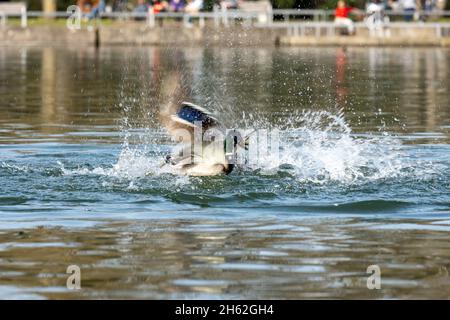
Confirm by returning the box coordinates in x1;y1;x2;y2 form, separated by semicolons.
247;110;407;184
58;147;159;179
0;162;31;173
56;109;439;190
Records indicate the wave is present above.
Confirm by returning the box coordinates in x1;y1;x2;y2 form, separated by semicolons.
57;109;442;190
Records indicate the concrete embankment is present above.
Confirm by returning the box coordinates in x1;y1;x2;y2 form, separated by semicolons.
0;23;284;47
0;25;96;46
280;24;450;47
1;22;449;47
280;36;450;47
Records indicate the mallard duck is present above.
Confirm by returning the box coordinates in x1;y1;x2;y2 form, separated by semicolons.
160;102;244;176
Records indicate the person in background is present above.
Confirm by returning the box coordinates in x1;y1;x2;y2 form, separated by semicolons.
86;0;106;19
220;0;238;9
334;0;356;35
385;0;397;10
436;0;446;10
150;0;168;13
366;0;385;21
367;0;384;13
185;0;204;13
134;0;149;20
134;0;149;13
421;0;436;21
400;0;416;21
77;0;89;13
169;0;185;12
365;0;389;37
112;0;128;12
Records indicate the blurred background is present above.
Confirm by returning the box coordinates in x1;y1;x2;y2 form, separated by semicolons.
1;0;450;302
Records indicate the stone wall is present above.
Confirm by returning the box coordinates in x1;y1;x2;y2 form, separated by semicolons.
0;23;449;47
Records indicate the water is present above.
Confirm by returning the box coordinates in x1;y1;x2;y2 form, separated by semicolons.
0;46;449;299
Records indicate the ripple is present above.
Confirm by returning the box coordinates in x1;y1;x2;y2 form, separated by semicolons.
0;197;28;205
204;263;326;273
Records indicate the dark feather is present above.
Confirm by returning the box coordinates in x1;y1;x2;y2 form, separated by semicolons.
176;102;220;130
160;102;238;175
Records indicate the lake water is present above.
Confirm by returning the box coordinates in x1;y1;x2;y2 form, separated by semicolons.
0;46;449;299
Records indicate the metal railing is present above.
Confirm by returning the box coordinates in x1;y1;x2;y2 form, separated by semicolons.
272;21;450;38
1;8;449;20
271;8;450;22
1;7;450;35
0;2;27;27
0;12;6;27
100;8;450;25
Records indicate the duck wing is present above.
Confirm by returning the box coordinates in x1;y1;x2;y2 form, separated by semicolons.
161;102;223;144
161;102;229;168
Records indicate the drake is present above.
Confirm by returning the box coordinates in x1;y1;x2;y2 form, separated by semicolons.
160;102;245;176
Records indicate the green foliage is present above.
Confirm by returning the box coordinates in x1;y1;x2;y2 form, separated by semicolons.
319;0;338;9
25;0;77;11
203;0;216;11
57;0;76;10
24;0;41;10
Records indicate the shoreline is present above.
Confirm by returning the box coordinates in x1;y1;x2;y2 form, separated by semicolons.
1;23;450;47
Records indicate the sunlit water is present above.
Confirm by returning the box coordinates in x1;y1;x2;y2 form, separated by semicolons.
0;47;449;299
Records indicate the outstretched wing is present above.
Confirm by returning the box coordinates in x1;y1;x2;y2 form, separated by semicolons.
161;102;222;144
176;103;219;128
159;102;242;175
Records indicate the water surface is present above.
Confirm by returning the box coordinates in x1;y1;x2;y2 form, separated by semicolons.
0;46;449;299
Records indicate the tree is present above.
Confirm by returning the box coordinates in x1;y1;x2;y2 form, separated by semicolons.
25;0;74;10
